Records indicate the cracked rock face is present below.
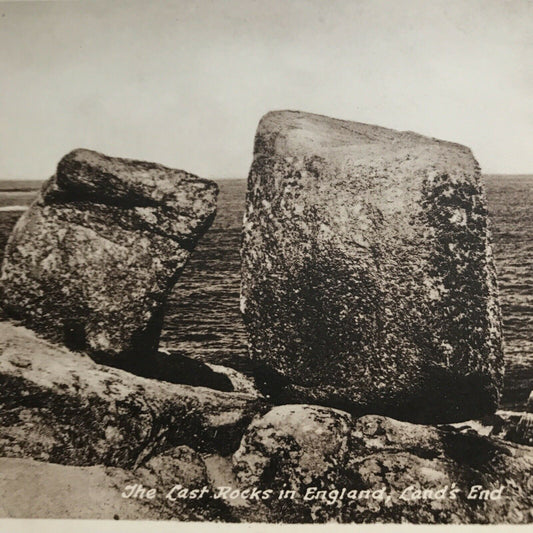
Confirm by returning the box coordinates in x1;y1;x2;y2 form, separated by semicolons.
241;110;503;423
0;149;218;364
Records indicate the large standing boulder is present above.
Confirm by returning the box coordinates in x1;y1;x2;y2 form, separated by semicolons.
0;149;218;366
241;110;503;423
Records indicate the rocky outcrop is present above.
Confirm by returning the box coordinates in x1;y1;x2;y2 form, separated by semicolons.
232;405;533;523
0;149;218;370
241;110;503;423
0;320;529;524
0;457;173;520
0;321;265;465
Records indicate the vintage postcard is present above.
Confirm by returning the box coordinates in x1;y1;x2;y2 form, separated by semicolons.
0;0;531;530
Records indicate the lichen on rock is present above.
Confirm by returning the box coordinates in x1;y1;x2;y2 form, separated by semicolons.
241;110;503;423
0;149;218;372
232;405;533;523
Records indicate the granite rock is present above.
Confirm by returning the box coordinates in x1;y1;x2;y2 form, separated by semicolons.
232;405;533;523
0;149;218;368
233;404;354;489
241;110;503;423
0;321;265;464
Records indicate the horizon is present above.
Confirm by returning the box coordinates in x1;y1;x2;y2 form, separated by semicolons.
0;173;532;185
1;0;532;179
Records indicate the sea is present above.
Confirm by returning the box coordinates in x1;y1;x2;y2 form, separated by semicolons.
0;175;531;411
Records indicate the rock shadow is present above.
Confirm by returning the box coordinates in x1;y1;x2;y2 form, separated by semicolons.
91;349;233;392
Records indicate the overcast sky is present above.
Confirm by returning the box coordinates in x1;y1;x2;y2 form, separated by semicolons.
0;0;531;179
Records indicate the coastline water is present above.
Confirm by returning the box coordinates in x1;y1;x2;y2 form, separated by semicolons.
0;175;531;410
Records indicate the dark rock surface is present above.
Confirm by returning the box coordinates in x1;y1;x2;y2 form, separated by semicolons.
232;405;533;523
0;149;218;369
241;110;503;423
504;390;533;446
0;322;265;464
442;410;523;440
505;413;533;447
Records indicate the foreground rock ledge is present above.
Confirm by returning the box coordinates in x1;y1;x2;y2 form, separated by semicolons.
0;322;265;464
0;148;218;366
241;110;503;423
232;405;533;524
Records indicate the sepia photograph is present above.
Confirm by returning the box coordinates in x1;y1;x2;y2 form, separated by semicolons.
0;0;531;529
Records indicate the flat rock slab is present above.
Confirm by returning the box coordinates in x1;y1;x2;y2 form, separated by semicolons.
0;149;218;365
0;453;230;520
0;322;265;465
0;457;168;520
232;405;533;523
241;110;503;423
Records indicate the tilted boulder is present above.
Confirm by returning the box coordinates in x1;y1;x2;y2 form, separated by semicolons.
0;149;218;366
241;110;503;423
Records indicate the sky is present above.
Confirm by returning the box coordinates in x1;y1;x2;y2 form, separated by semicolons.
0;0;531;179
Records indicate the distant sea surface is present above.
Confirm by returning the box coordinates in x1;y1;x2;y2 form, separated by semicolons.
0;175;531;410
